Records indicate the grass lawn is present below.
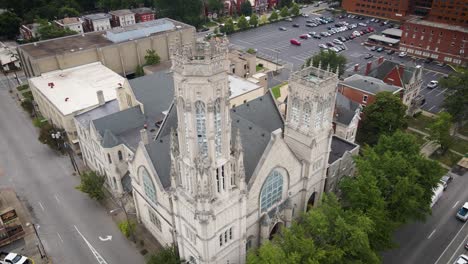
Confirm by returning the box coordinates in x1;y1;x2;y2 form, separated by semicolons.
405;129;427;147
271;84;284;99
22;91;33;100
450;136;468;155
256;65;265;72
16;84;29;91
407;114;435;133
430;150;463;167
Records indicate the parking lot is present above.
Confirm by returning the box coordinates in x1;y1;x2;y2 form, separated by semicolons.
228;10;454;114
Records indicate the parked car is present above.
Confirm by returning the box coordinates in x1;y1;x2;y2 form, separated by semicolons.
457;202;468;222
290;39;301;46
302;13;309;17
299;34;310;39
399;51;407;57
279;27;287;31
465;241;468;250
313;35;321;39
376;47;384;52
424;58;434;63
364;53;374;59
293;24;300;27
358;22;367;27
319;44;328;49
370;46;377;51
340;36;347;42
387;50;395;55
306;19;314;23
326;42;334;47
197;27;209;32
285;18;293;22
333;39;343;45
440;174;453;190
427;80;439;89
306;24;315;27
1;252;31;264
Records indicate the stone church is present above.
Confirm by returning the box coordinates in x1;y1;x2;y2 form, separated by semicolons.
127;38;339;264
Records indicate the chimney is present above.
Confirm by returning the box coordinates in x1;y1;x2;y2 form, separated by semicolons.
354;64;359;72
365;61;372;76
140;129;149;145
97;90;105;105
378;56;384;65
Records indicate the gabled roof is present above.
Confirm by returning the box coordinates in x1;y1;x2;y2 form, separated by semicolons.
75;99;119;127
328;136;358;164
145;92;284;189
368;60;418;85
340;74;402;95
334;93;360;125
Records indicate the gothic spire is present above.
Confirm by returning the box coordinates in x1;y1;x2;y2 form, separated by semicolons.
233;128;243;156
326;63;331;73
170;128;179;157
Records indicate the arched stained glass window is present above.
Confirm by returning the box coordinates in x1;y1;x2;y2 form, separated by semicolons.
291;98;300;123
195;101;207;157
214;98;222;157
260;169;284;212
140;166;157;204
302;102;312;128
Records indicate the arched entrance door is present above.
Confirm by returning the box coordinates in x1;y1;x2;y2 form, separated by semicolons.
269;222;284;240
306;192;317;211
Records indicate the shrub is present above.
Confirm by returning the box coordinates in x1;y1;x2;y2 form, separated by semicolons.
118;220;136;238
76;171;106;200
21;99;34;115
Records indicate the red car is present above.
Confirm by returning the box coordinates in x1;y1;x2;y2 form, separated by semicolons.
290;39;301;46
368;27;374;32
299;34;308;39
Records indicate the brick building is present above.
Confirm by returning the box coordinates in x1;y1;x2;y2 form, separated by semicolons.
400;17;468;65
132;7;155;23
425;0;467;27
342;0;411;21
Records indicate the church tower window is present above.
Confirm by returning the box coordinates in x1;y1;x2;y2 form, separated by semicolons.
291;98;300;123
315;102;323;129
260;169;284;212
302;102;312;128
195;101;207;156
140;166;157;204
214;98;222;157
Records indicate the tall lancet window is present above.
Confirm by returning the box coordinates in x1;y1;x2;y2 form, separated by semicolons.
291;98;300;123
195;101;208;157
180;98;190;155
302;102;312;128
315;102;323;129
214;98;222;157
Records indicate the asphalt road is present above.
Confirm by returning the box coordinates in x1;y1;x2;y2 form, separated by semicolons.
0;73;145;264
382;171;468;264
228;11;454;114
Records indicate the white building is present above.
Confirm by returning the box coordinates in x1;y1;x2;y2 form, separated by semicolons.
333;93;361;143
29;62;124;147
83;13;112;32
126;39;340;264
109;9;136;27
54;17;84;34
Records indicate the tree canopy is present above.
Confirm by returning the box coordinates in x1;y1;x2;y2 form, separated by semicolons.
428;112;453;152
268;11;278;21
439;68;468;129
240;1;253;16
357;92;407;146
147;246;184;264
237;15;249;30
221;18;235;34
76;171;106;200
144;49;160;65
280;7;289;17
291;3;300;16
38;21;77;40
249;13;258;27
206;0;223;14
304;50;347;77
154;0;203;27
0;11;21;39
278;0;293;8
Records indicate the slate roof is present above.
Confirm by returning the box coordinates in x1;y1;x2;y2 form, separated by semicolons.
341;74;402;95
368;60;417;85
328;136;358;164
334;93;360;125
146;92;284;189
75;99;119;127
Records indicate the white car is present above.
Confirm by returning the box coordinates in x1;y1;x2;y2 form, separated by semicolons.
454;254;468;264
285;18;293;22
319;44;328;49
398;51;407;57
353;31;361;36
333;39;343;45
427;80;439;89
358;22;367;27
3;253;30;264
302;13;309;17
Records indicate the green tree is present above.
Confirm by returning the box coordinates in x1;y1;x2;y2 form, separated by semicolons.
144;49;161;65
0;11;21;39
428;112;453;153
240;1;253;16
38;21;77;40
280;6;289;17
237;15;249;30
291;3;300;16
249;13;258;27
147;246;184;264
154;0;203;27
58;6;80;18
357;131;444;224
206;0;223;14
246;48;256;54
306;50;347;76
135;65;145;77
268;11;278;22
213;27;219;34
221;18;235;34
118;219;136;238
357;92;407;146
259;14;268;25
439;69;468;130
278;0;293;8
76;171;106;200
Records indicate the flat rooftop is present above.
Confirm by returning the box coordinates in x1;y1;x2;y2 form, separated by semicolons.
109;9;133;16
29;62;125;116
229;75;261;98
368;34;400;44
382;28;402;38
83;13;111;21
406;16;468;34
18;18;193;59
105;19;175;43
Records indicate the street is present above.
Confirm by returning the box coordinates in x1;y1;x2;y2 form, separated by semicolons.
383;171;468;264
228;10;454;114
0;73;145;264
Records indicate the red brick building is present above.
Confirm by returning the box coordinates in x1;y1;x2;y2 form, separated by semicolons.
400;17;468;65
426;0;467;27
132;7;155;23
342;0;411;21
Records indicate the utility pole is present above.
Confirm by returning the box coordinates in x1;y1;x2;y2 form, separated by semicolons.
32;224;47;259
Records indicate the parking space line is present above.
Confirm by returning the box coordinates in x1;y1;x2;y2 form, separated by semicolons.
427;229;436;239
434;217;468;264
453;201;460;209
428;105;436;112
436;88;447;96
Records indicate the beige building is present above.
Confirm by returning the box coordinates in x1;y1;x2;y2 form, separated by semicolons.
109;9;136;27
54;17;84;34
228;50;256;78
29;62;124;145
229;74;266;108
17;18;195;78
